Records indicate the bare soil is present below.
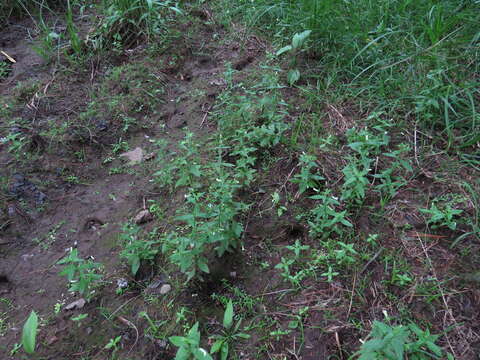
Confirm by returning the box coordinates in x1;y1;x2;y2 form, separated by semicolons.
1;5;480;360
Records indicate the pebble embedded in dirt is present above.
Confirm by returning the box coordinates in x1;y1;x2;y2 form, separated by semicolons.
134;209;153;224
120;147;144;165
159;284;171;295
64;298;86;310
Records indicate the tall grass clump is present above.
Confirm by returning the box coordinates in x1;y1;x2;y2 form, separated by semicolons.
234;0;480;151
0;0;67;28
95;0;182;48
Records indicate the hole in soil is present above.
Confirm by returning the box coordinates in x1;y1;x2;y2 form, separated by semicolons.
83;217;104;231
286;224;305;239
197;56;216;69
190;254;240;302
234;56;254;71
0;275;9;284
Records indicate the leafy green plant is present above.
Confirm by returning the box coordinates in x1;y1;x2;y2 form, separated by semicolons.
236;0;480;148
341;127;390;205
353;321;444;360
333;241;358;266
420;202;463;230
276;30;312;85
4;132;28;161
0;61;11;80
139;311;167;339
290;153;324;194
170;322;212;360
31;20;61;62
57;248;102;299
119;223;159;276
94;0;182;49
162;177;247;280
21;310;38;355
71;313;88;327
307;190;353;239
275;240;312;287
105;335;122;354
275;257;306;287
65;0;82;56
154;133;203;190
210;300;250;360
212;281;258;318
160;153;248;280
320;265;339;283
341;159;371;205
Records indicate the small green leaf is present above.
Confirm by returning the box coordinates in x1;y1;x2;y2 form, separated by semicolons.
220;342;229;360
169;336;186;347
22;311;38;354
131;257;140;275
188;322;201;344
292;30;312;49
287;69;300;86
210;339;223;354
193;347;213;360
197;258;210;274
276;45;292;56
175;346;190;360
288;320;299;329
223;300;234;329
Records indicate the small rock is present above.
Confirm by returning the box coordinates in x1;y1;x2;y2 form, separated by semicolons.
156;339;167;348
7;204;15;217
35;191;47;204
65;298;86;311
144;152;156;161
134;209;153;224
21;254;34;261
117;278;128;289
94;118;108;131
120;147;144;165
86;327;93;335
46;335;59;345
159;284;171;295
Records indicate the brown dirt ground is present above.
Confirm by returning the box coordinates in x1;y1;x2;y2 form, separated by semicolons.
1;4;480;360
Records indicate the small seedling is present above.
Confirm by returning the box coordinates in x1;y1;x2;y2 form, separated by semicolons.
276;30;312;85
210;300;250;360
169;322;212;360
354;320;443;359
321;265;339;283
105;335;122;353
119;222;159;276
71;313;88;327
290;153;324;194
57;248;102;300
420;202;463;230
308;190;353;239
